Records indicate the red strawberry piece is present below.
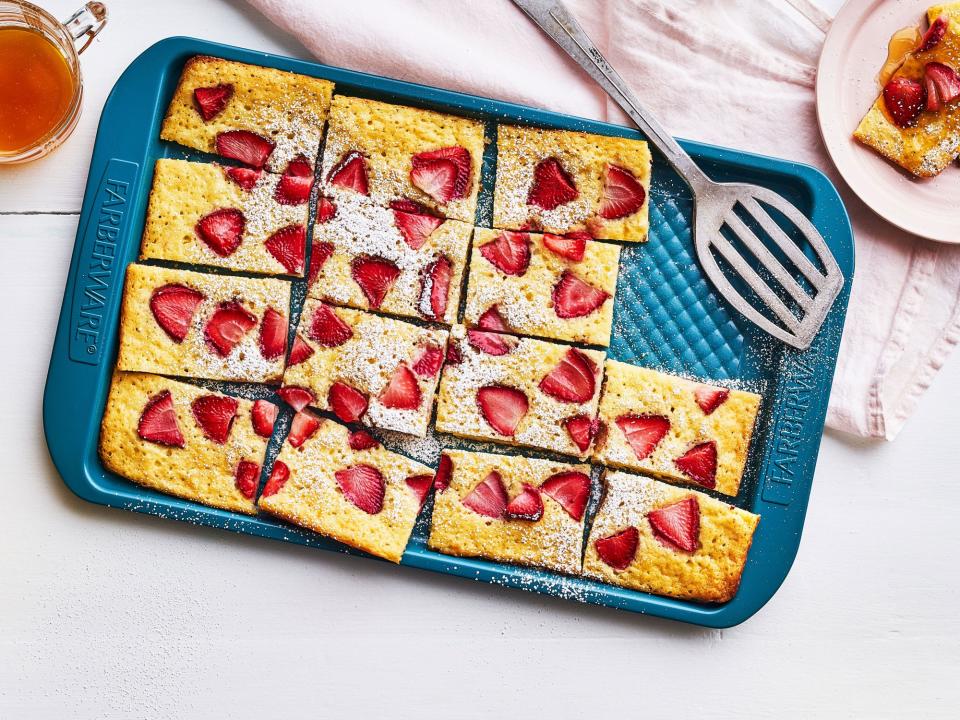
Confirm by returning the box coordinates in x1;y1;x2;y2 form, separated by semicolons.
599;164;646;220
193;83;233;121
137;390;185;447
261;460;290;498
308;302;353;346
542;231;589;262
265;224;306;275
461;470;509;518
527;157;578;210
225;166;261;191
540;470;590;521
552;270;610;319
195;208;245;257
308;241;334;285
191;394;239;444
445;342;463;366
380;364;422;410
348;429;379;450
251;399;279;438
327;382;368;423
149;284;204;343
920;14;949;52
505;484;543;521
882;76;926;127
420;255;452;321
274;162;315;206
647;497;701;553
467;329;516;356
410;146;472;203
278;385;315;412
335;464;385;514
204;301;256;356
390;198;432;214
405;473;433;509
924;62;960;112
316;197;337;224
411;343;445;377
434;453;453;492
352;256;400;308
477;305;510;332
287;409;321;448
285;155;313;175
234;460;261;500
216;130;274;168
616;414;670;461
327;150;369;194
563;414;596;453
258;307;287;361
477;385;528;436
694;386;730;415
595;527;639;571
287;334;315;366
394;210;443;250
538;348;597;403
674;441;718;489
478;231;531;276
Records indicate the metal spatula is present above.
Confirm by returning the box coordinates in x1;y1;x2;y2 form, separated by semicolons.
511;0;844;350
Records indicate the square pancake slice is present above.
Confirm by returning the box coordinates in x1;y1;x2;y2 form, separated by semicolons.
141;159;310;276
116;264;292;384
582;471;759;603
283;300;449;437
308;193;472;324
435;326;606;458
427;449;592;575
318;95;485;222
463;228;620;346
99;371;276;515
160;55;334;173
493;124;651;242
592;360;761;498
258;416;433;563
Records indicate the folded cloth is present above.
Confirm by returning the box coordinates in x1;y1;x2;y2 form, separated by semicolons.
247;0;960;440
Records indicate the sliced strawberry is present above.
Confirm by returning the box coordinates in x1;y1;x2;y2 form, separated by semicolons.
599;164;646;220
542;231;589;262
461;470;508;518
616;414;670;461
648;497;701;553
261;460;290;497
552;270;609;319
924;62;960;112
477;385;528;436
434;453;453;492
285;155;313;176
149;284;204;343
352;256;400;308
225;166;261;191
327;150;369;194
234;460;260;500
195;208;245;257
348;429;379;450
308;241;334;285
335;464;385;514
467;329;515;356
478;231;531;276
258;307;287;361
327;382;368;423
379;364;421;410
278;385;315;412
410;146;471;203
445;342;463;366
411;343;445;377
882;76;925;127
527;157;578;210
216;130;274;168
538;348;597;403
505;484;543;521
390;198;432;214
595;527;639;571
287;334;315;366
287;409;321;448
308;302;352;346
316;197;337;224
394;210;443;249
137;390;185;447
920;14;949;52
564;414;596;453
694;386;729;415
251;399;279;438
274;163;315;205
477;305;510;332
674;441;718;489
405;473;433;509
204;301;256;356
265;224;306;275
540;470;590;521
420;255;452;321
193;83;233;121
191;394;239;444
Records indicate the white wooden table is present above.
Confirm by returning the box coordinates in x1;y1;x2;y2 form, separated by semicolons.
2;2;957;717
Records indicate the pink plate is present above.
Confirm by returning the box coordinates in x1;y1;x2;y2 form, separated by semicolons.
816;0;959;243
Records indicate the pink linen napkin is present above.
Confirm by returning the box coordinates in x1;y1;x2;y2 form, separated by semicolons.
246;0;960;440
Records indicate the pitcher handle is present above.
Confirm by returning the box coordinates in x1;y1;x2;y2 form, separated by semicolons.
63;2;108;55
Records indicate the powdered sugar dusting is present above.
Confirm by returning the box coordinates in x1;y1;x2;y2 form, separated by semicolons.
253;99;324;173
